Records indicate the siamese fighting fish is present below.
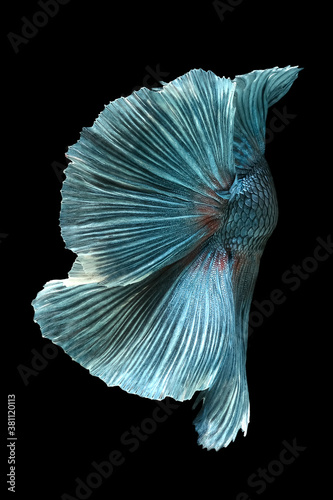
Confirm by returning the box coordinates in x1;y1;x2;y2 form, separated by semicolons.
32;66;301;450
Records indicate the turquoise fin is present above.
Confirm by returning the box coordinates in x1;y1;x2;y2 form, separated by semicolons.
33;243;234;402
232;66;301;172
61;70;236;286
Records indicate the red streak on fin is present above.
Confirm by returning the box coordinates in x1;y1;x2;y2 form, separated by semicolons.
194;187;227;239
191;248;229;274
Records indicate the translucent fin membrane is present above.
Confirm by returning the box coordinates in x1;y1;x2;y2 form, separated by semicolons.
62;70;236;286
33;244;233;402
232;66;301;171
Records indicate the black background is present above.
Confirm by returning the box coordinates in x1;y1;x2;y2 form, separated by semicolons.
2;1;331;499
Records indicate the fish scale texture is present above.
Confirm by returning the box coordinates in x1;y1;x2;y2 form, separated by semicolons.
32;66;301;450
221;160;278;251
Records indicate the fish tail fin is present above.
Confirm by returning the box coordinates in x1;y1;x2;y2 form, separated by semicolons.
32;244;235;403
193;339;249;450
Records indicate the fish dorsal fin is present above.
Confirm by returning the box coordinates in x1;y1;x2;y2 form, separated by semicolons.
62;69;236;286
232;66;301;171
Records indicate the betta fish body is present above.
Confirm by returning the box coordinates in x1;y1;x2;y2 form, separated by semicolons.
32;66;300;450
